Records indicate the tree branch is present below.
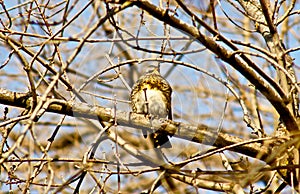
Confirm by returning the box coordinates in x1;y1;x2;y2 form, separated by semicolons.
0;88;269;161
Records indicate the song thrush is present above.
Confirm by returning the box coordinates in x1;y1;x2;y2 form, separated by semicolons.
130;67;172;148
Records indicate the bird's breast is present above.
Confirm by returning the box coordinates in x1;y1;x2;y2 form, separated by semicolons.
132;88;168;118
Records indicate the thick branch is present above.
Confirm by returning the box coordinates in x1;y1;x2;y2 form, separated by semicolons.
0;88;268;161
238;0;299;122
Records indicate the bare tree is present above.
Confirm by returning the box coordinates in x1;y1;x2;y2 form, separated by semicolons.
0;0;299;193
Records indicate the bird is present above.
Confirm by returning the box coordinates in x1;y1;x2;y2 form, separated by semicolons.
130;66;172;148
